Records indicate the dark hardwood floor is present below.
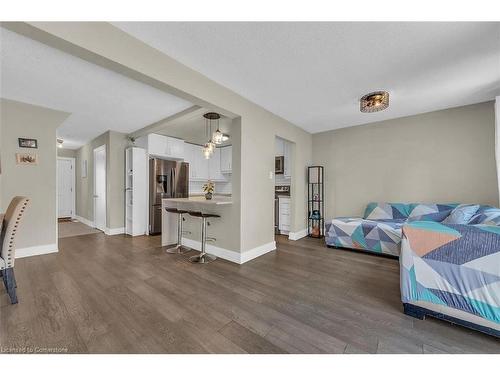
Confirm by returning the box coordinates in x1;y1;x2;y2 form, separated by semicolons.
1;233;499;353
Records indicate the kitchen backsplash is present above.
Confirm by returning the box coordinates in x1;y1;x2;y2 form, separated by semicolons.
189;177;232;195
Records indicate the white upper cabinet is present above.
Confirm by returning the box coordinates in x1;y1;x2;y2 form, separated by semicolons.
139;134;185;160
275;138;285;156
184;143;208;181
220;146;232;174
166;137;185;159
283;141;292;178
209;148;226;181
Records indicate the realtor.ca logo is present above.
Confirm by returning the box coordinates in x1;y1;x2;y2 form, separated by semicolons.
0;346;69;354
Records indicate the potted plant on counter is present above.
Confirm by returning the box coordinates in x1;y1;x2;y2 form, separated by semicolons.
202;180;215;200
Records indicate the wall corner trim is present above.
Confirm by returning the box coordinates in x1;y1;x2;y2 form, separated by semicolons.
105;227;125;236
288;228;308;241
181;238;276;264
74;215;94;228
240;241;276;264
16;243;58;259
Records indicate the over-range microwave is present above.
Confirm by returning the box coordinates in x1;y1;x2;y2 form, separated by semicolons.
275;156;284;174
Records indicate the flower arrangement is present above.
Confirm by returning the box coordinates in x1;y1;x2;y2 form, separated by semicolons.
202;180;215;200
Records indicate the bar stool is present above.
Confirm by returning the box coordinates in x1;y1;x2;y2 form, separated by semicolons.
164;207;190;254
187;211;220;264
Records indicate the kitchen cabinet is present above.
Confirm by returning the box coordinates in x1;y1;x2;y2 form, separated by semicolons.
184;143;226;182
278;196;291;233
275;138;284;156
283;141;292;178
209;148;226;181
184;143;208;181
220;146;232;173
138;133;185;160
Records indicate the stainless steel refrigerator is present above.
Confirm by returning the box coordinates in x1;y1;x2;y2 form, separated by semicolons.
149;158;189;235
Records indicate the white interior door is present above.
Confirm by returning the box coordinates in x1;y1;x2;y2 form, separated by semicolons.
93;146;106;231
57;158;75;218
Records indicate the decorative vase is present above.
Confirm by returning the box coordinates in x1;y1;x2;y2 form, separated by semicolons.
205;192;213;200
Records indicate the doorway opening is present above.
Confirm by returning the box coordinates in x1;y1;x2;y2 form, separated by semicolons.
93;145;107;232
274;136;295;240
57;157;75;219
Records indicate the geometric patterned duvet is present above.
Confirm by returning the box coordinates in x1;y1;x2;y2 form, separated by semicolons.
401;221;500;327
326;218;404;256
325;202;458;257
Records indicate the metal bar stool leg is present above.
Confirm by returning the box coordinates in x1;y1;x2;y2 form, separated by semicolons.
189;217;217;264
166;212;189;254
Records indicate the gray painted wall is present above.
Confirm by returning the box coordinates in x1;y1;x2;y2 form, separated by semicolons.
57;148;76;158
75;130;128;229
0;99;69;250
13;22;313;254
313;101;499;219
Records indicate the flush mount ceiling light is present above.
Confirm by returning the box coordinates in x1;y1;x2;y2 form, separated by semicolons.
360;91;389;113
56;138;64;148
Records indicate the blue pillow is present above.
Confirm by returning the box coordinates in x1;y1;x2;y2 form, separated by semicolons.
442;204;480;224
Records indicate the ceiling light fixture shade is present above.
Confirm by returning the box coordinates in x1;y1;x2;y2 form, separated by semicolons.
221;133;230;142
57;138;64;148
203;144;212;159
213;128;224;145
202;112;222;159
360;91;389;113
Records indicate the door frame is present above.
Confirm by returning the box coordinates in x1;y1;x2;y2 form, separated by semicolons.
57;156;76;219
93;144;107;231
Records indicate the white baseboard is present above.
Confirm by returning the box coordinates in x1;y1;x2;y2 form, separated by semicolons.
181;238;241;263
74;215;94;227
16;243;58;259
240;241;276;263
74;215;124;236
181;238;276;264
288;228;308;241
105;227;125;235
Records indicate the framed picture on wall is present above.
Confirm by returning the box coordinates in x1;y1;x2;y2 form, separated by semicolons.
18;138;38;148
16;153;38;165
82;159;87;178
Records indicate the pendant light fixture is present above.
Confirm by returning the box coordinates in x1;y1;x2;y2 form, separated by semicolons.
202;112;218;159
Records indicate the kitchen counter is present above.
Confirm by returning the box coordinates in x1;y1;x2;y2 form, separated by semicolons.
161;195;234;251
162;196;232;206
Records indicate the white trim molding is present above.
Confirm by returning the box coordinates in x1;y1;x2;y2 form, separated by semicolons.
181;238;276;264
240;241;276;263
75;215;124;236
16;243;58;258
105;227;125;235
288;228;308;241
74;215;94;228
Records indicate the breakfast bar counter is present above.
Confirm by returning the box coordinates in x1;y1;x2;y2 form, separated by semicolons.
162;196;232;206
161;196;233;249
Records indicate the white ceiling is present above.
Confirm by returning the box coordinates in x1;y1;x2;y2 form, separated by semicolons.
0;27;192;149
155;107;233;146
114;22;500;133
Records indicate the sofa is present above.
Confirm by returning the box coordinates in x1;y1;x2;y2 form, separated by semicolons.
325;202;458;257
326;202;500;337
401;204;500;337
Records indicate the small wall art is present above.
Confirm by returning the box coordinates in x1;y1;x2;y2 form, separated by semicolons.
18;138;38;149
16;153;38;165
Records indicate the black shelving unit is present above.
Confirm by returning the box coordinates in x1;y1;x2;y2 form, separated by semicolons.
307;166;324;238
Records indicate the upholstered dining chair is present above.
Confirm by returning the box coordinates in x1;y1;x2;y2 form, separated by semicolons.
0;196;30;304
